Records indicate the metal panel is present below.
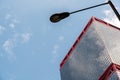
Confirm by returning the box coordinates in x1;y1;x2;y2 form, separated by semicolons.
60;17;120;80
93;20;120;65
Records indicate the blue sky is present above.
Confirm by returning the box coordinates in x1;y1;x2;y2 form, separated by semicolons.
0;0;120;80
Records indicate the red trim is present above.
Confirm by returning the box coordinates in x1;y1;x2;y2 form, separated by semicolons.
99;63;120;80
99;63;114;80
94;18;120;31
115;64;120;71
60;17;120;69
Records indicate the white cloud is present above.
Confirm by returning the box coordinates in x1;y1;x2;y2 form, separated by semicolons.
51;44;60;63
3;38;16;61
1;11;32;62
9;19;20;29
21;33;32;43
3;32;32;54
103;9;120;27
105;0;108;2
51;36;65;63
3;39;14;54
104;10;111;16
59;36;64;41
52;44;59;55
5;13;20;30
2;32;32;61
9;23;15;29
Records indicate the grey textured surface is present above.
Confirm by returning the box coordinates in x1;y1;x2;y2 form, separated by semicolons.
60;19;120;80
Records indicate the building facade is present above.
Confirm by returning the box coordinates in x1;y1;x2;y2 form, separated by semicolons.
60;17;120;80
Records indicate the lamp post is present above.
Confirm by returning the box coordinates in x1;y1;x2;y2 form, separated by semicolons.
50;0;120;23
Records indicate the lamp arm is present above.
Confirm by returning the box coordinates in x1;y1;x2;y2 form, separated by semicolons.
70;2;108;14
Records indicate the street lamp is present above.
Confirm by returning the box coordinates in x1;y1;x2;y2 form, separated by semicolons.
50;0;120;23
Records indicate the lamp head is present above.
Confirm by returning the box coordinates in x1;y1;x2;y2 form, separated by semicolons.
50;12;70;23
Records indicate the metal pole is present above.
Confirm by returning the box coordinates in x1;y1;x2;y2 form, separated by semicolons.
108;0;120;21
70;2;108;14
50;0;120;23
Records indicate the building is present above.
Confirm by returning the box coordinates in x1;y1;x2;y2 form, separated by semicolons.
60;17;120;80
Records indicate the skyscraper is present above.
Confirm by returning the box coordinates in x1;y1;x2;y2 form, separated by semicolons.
60;17;120;80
